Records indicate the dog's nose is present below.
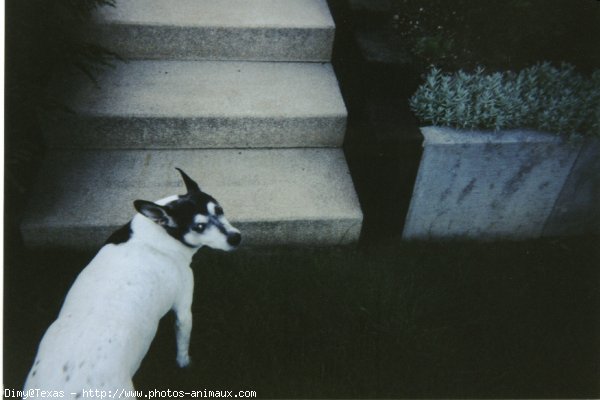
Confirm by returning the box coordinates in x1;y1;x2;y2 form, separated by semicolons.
227;232;241;247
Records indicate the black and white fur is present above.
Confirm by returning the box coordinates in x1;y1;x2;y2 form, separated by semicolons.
24;169;241;398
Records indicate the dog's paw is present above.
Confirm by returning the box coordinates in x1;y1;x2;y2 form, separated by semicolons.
177;353;191;368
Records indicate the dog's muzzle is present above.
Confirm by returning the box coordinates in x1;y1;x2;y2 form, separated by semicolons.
227;231;242;247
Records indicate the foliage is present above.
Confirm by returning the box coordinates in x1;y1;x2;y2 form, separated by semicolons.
387;0;600;71
410;63;600;138
5;0;119;195
6;0;119;113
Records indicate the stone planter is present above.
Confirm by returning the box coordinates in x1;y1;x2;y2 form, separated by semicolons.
403;126;600;240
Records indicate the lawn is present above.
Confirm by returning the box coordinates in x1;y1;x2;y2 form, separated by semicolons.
4;236;599;398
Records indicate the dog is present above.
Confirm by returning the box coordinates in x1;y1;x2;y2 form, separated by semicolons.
23;168;241;399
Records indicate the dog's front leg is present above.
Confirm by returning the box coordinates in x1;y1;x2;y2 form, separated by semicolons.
175;308;192;368
174;274;194;368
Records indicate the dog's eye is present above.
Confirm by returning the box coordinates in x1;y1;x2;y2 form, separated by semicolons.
194;223;207;233
215;206;224;216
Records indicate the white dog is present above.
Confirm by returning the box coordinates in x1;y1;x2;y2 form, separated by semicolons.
24;169;241;399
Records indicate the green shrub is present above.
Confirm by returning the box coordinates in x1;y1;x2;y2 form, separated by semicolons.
409;63;600;138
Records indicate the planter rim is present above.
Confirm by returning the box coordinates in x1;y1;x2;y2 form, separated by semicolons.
420;126;568;145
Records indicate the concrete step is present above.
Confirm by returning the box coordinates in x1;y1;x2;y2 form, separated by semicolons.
21;148;363;249
45;60;347;149
89;0;335;61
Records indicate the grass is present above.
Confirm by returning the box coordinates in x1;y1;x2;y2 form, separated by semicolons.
4;236;599;398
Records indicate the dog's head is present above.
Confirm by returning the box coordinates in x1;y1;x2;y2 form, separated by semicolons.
133;168;241;251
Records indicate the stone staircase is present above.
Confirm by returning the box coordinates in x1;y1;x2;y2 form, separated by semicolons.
21;0;363;249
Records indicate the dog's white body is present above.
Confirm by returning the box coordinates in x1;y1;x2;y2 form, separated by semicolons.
24;211;195;396
24;173;240;399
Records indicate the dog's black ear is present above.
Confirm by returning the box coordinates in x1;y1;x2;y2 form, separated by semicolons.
176;168;201;194
134;200;174;227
